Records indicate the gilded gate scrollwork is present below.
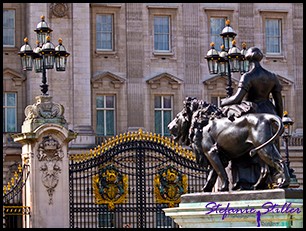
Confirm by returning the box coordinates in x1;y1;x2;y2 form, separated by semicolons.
92;164;128;210
154;165;187;207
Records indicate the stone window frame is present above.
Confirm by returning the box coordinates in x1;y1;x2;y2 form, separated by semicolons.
3;9;16;48
259;10;288;59
3;68;26;134
95;94;116;137
91;4;122;56
147;5;178;58
146;72;183;134
204;7;235;48
3;4;24;52
3;92;17;133
154;95;174;136
91;71;126;137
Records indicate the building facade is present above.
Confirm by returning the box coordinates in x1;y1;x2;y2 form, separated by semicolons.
3;3;303;187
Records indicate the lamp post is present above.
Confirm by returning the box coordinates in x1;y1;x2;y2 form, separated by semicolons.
205;19;249;97
282;111;299;188
18;15;70;96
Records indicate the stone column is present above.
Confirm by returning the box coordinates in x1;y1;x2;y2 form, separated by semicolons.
13;95;77;228
70;4;96;147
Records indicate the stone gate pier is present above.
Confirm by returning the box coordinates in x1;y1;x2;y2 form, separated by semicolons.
163;188;303;228
13;95;77;228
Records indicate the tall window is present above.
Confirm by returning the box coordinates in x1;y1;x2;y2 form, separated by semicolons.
96;14;113;50
154;95;173;136
3;9;15;47
210;17;225;51
211;96;226;108
266;19;282;54
96;95;115;136
154;16;170;52
3;93;17;132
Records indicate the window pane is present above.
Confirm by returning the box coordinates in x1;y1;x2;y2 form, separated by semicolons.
106;110;114;136
96;14;113;50
163;96;172;108
6;108;16;132
3;10;15;46
3;108;5;132
96;110;104;135
154;96;161;108
7;93;16;106
96;96;104;108
106;96;114;108
210;17;225;50
163;111;172;136
266;19;281;53
154;111;162;134
211;97;218;106
154;16;170;51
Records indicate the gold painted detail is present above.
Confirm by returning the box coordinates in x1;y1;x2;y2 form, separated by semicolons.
3;164;23;196
92;164;128;210
70;128;195;162
154;165;187;208
3;206;31;215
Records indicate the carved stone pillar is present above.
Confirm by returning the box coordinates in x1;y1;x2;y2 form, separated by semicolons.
13;95;77;228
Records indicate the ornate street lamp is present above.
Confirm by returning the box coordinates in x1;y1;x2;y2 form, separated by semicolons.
205;19;249;97
18;15;70;95
220;19;237;52
282;111;299;188
240;42;249;74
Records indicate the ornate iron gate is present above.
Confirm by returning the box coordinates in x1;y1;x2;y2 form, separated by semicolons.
69;129;207;228
3;163;30;228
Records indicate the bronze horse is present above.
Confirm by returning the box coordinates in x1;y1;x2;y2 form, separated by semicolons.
168;99;290;192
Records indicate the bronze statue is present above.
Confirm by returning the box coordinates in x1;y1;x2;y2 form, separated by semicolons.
168;47;288;192
221;47;283;118
220;46;284;189
168;98;290;192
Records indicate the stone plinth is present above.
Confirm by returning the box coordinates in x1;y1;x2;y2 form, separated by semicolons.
13;95;78;228
163;188;303;228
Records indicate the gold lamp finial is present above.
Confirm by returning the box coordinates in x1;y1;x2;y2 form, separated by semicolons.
226;19;230;25
58;38;63;44
232;40;236;46
46;35;51;42
210;42;215;47
242;42;247;49
41;15;45;20
221;44;225;50
24;37;29;43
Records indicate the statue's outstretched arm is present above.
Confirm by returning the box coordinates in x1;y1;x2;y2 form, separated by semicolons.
220;87;247;106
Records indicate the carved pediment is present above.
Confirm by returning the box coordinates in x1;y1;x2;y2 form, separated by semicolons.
203;74;293;91
92;71;126;89
3;68;26;86
203;75;239;85
276;74;293;89
146;72;183;89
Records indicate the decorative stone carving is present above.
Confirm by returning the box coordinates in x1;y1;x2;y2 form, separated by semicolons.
24;95;67;128
50;3;69;18
37;135;64;204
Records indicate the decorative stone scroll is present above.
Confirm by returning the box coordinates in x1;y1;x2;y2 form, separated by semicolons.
24;95;67;128
37;135;64;204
